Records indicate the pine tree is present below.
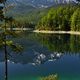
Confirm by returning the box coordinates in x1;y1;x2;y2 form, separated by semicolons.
0;1;23;80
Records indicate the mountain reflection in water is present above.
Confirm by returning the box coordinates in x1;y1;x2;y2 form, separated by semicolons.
0;32;80;64
0;32;80;80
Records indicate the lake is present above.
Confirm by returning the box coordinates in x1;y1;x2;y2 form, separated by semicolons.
0;32;80;80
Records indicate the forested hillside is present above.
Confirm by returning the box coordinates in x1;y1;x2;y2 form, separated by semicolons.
1;0;80;31
36;4;80;31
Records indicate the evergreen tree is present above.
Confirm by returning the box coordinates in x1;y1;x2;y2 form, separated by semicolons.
0;1;23;80
36;5;80;31
71;8;80;31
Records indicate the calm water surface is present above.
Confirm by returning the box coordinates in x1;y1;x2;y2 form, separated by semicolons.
0;32;80;80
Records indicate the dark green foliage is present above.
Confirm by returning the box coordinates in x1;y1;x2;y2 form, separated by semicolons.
0;0;23;52
6;5;49;29
14;18;35;29
71;8;80;31
36;5;80;31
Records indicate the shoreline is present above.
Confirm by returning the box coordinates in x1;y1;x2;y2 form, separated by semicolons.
6;28;80;35
32;30;80;35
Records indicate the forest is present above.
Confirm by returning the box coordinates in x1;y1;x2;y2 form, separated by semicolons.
0;1;80;32
0;1;80;80
13;4;80;31
36;4;80;31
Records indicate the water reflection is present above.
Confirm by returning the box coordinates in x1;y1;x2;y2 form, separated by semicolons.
0;32;80;80
32;51;62;65
31;33;80;53
0;32;80;65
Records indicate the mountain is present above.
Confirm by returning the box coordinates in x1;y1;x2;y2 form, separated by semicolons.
7;0;77;8
6;0;51;17
6;0;77;22
6;0;77;15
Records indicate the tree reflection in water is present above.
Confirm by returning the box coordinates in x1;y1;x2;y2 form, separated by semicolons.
0;32;80;80
33;51;63;65
1;33;80;65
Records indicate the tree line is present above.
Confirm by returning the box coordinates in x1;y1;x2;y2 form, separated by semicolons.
36;5;80;31
0;1;80;32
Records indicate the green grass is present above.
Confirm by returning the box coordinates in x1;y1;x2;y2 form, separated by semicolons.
41;74;58;80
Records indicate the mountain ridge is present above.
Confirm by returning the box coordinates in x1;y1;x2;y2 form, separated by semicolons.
7;0;77;8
